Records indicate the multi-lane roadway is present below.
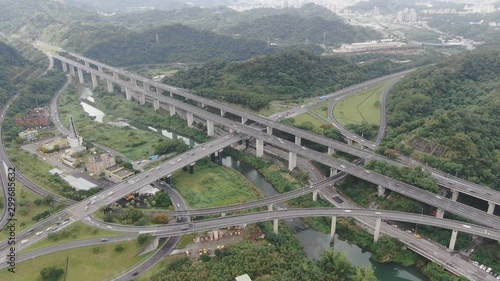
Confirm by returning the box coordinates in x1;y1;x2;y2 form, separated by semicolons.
53;53;500;209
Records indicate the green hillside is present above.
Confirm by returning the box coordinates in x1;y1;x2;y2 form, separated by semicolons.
382;47;500;190
0;41;29;105
219;14;380;46
165;50;418;110
83;24;273;66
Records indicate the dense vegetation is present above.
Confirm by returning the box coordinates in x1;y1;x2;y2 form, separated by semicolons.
166;50;417;109
0;41;29;105
151;222;376;281
219;14;380;46
427;12;500;44
83;24;273;66
381;47;500;190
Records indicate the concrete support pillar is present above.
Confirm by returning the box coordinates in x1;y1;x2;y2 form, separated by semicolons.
268;204;273;211
90;74;97;89
113;71;118;78
273;219;279;234
77;68;84;84
106;80;113;93
85;61;90;68
218;150;223;163
374;218;381;242
449;230;458;250
488;202;496;215
288;151;297;171
347;139;353;146
70;65;75;77
186;216;191;222
377;185;385;197
165;175;172;184
245;139;249;148
169;91;173;97
221;213;225;217
436;209;444;219
295;136;301;145
189;163;195;174
330;167;339;177
130;78;136;87
451;190;459;202
201;103;205;108
330;216;337;241
241;117;247;124
139;93;145;105
210;153;216;163
143;82;149;90
156;88;163;95
220;109;225;116
312;190;318;202
206;120;214;137
256;139;264;157
97;65;102;72
214;230;219;240
153;99;160;111
183;166;188;171
125;88;132;100
61;61;67;72
187;112;194;127
169;104;176;116
328;147;335;155
120;85;125;93
266;126;273;135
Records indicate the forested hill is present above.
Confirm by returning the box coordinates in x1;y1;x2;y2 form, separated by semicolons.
383;47;500;190
0;41;29;105
165;50;417;110
219;14;380;46
83;24;273;66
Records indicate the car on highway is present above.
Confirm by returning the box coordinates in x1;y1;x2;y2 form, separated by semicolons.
332;196;344;204
100;238;108;242
21;239;29;244
364;170;371;174
106;226;112;229
36;231;43;236
132;272;139;276
340;165;346;169
181;227;188;230
344;210;352;213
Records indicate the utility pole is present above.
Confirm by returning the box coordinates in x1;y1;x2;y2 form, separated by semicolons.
156;33;159;45
63;256;69;281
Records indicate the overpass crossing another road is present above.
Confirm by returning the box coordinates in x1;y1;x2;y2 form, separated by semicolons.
51;53;500;214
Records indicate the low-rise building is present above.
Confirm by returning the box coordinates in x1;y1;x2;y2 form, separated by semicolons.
18;129;39;142
87;153;116;175
104;165;134;183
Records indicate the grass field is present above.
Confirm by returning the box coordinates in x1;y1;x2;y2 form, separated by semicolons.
0;183;53;241
6;148;61;195
58;84;164;160
292;112;326;133
20;221;122;253
314;105;330;119
0;240;149;281
333;81;395;127
173;160;263;209
175;233;197;249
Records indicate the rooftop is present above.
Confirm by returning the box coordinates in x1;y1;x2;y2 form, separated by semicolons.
235;274;252;281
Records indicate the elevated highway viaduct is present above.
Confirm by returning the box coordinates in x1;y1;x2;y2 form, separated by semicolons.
51;53;500;217
49;54;500;229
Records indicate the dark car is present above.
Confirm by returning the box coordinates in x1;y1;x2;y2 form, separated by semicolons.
132;272;139;276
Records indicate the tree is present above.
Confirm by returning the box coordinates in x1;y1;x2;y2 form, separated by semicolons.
138;233;152;245
352;267;377;281
115;244;124;252
39;266;64;281
153;213;170;224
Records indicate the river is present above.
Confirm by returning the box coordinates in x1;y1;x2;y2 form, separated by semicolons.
79;87;428;280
